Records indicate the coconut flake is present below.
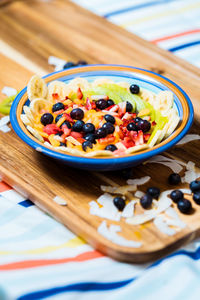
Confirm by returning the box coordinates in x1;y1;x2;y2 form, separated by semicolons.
121;200;136;218
165;207;186;229
53;196;67;206
181;161;200;183
145;155;185;173
177;134;200;145
98;221;142;248
89;193;121;221
0;125;11;133
100;184;136;195
154;216;176;236
1;86;17;97
48;56;66;71
127;176;150;186
0;115;10;127
134;190;145;198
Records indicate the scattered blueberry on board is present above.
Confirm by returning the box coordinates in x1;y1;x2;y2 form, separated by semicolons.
140;194;153;209
193;191;200;205
168;173;181;185
113;196;126;211
170;190;183;203
63;60;88;69
177;199;192;214
146;187;160;199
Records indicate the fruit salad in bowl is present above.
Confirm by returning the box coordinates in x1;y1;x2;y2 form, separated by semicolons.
10;65;193;170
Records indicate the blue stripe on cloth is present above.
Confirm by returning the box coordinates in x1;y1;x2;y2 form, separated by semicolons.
17;279;133;300
17;246;200;299
18;199;34;207
169;40;200;52
104;0;175;18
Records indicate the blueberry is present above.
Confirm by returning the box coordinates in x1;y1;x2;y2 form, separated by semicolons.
82;141;93;152
72;120;84;132
84;133;97;144
134;117;142;123
83;123;95;134
177;199;192;214
189;180;200;192
168;173;181;185
40;113;53;125
96;99;108;110
52;102;64;112
193;191;200;205
104;114;115;124
77;60;87;65
137;119;151;132
60;142;66;147
107;99;115;107
113;197;125;211
63;62;76;69
130;84;140;94
96;127;107;139
170;190;183;203
102;122;115;134
55;114;63;123
140;194;153;209
70;108;84;120
61;121;71;129
147;187;160;199
126;101;133;112
127;122;138;131
105;144;117;152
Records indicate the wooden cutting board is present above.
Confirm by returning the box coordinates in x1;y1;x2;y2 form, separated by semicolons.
0;0;200;263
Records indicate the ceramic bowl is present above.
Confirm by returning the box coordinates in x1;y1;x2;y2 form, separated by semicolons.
10;64;193;171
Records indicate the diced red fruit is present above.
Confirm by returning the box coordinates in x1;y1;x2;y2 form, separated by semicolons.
63;113;74;123
77;87;83;99
122;137;135;148
86;98;92;110
105;104;115;111
70;131;84;139
52;93;59;100
113;148;125;156
91;101;96;109
99;135;115;145
54;109;64;115
77;137;85;144
152;121;157;126
43;124;61;135
144;133;151;142
132;130;144;146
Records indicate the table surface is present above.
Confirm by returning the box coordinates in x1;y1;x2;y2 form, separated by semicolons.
0;0;200;299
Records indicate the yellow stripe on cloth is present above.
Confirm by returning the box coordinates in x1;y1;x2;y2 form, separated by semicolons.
121;2;200;28
0;236;85;255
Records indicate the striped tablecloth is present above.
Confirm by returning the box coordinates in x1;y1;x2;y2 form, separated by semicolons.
1;1;200;299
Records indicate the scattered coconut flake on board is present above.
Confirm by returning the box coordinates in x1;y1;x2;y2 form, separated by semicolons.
48;56;66;71
53;196;67;206
121;200;136;218
127;176;150;186
0;125;11;133
134;190;145;198
100;185;136;195
0;115;10;127
154;216;176;236
98;221;142;248
1;86;17;97
177;134;200;145
89;193;121;221
181;161;200;183
145;155;186;173
165;207;186;229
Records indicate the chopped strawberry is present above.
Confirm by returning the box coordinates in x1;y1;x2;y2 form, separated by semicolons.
105;104;115;111
122;137;134;148
131;130;144;146
91;101;96;109
77;137;85;144
99;135;115;145
77;87;83;99
152;121;157;126
113;148;126;156
43;124;61;135
144;133;151;142
54;109;64;115
70;132;83;139
63;113;74;123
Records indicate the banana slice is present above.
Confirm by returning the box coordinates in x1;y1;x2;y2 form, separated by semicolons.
27;125;44;142
27;75;47;101
165;115;180;137
20;114;33;126
47;80;71;101
23;105;34;122
140;88;156;106
67;77;91;91
117;81;130;91
29;98;49;114
156;91;174;114
92;78;114;88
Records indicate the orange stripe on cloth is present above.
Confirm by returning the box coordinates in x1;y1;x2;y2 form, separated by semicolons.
0;250;104;271
0;181;12;192
151;29;200;43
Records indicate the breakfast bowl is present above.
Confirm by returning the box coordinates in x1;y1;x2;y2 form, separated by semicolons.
10;64;193;171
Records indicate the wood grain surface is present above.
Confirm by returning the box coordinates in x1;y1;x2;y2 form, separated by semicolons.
0;0;200;262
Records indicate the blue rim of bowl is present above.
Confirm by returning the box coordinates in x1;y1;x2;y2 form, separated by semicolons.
10;64;194;166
